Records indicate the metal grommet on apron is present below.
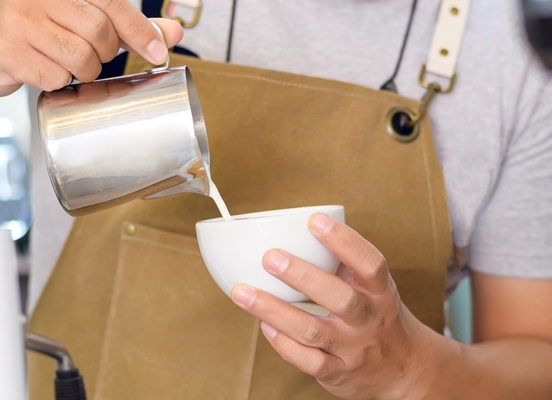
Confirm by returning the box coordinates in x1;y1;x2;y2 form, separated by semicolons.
385;75;455;143
385;106;421;142
27;1;471;400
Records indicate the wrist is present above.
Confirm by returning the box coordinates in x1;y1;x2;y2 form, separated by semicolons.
407;323;469;400
393;310;461;400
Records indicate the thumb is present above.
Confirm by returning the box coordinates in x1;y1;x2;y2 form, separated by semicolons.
119;18;184;61
148;18;184;49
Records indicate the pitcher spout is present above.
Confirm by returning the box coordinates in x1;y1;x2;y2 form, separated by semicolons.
144;174;210;199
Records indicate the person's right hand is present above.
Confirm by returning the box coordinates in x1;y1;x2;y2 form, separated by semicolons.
0;0;184;97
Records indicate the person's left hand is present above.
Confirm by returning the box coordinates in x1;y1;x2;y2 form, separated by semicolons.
230;213;432;400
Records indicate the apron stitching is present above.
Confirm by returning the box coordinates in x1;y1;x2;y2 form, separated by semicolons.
93;236;129;400
191;67;412;105
420;128;439;270
122;235;200;255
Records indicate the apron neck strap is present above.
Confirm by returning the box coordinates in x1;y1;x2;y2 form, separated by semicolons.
405;0;472;129
423;0;472;83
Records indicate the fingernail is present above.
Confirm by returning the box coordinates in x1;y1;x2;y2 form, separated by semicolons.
260;322;278;340
147;39;168;64
232;286;256;308
265;250;289;274
310;213;333;235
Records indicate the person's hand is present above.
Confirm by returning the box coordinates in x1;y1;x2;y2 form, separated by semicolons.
0;0;183;97
230;213;432;400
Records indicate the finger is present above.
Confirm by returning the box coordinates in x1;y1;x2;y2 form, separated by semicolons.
29;21;101;83
0;79;23;97
263;250;372;324
1;44;72;92
335;263;354;284
231;283;344;353
259;322;343;383
49;0;119;63
309;213;391;295
88;0;170;65
0;10;72;92
0;85;23;97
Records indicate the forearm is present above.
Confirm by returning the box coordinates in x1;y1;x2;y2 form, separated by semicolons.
417;325;552;399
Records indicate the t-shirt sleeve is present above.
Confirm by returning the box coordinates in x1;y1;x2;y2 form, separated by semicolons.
469;59;552;278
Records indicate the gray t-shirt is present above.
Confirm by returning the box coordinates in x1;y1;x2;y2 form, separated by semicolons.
28;0;552;313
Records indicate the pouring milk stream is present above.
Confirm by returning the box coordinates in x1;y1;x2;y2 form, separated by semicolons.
206;172;234;221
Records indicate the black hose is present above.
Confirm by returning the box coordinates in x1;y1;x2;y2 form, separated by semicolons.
54;368;86;400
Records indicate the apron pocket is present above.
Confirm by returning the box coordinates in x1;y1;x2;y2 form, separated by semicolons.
93;221;259;400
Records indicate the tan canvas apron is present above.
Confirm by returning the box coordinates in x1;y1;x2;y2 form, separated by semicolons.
27;53;452;400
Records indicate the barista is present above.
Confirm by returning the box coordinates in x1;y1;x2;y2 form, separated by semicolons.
1;1;552;399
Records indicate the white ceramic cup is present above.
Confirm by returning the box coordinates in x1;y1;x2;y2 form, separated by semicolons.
196;205;345;303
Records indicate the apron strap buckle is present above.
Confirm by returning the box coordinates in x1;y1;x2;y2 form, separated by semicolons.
161;0;203;28
418;64;456;93
406;82;440;128
406;64;457;128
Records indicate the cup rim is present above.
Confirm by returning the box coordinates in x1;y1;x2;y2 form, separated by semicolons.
196;204;344;225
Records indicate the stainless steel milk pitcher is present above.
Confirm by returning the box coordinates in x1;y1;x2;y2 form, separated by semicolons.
37;63;210;217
